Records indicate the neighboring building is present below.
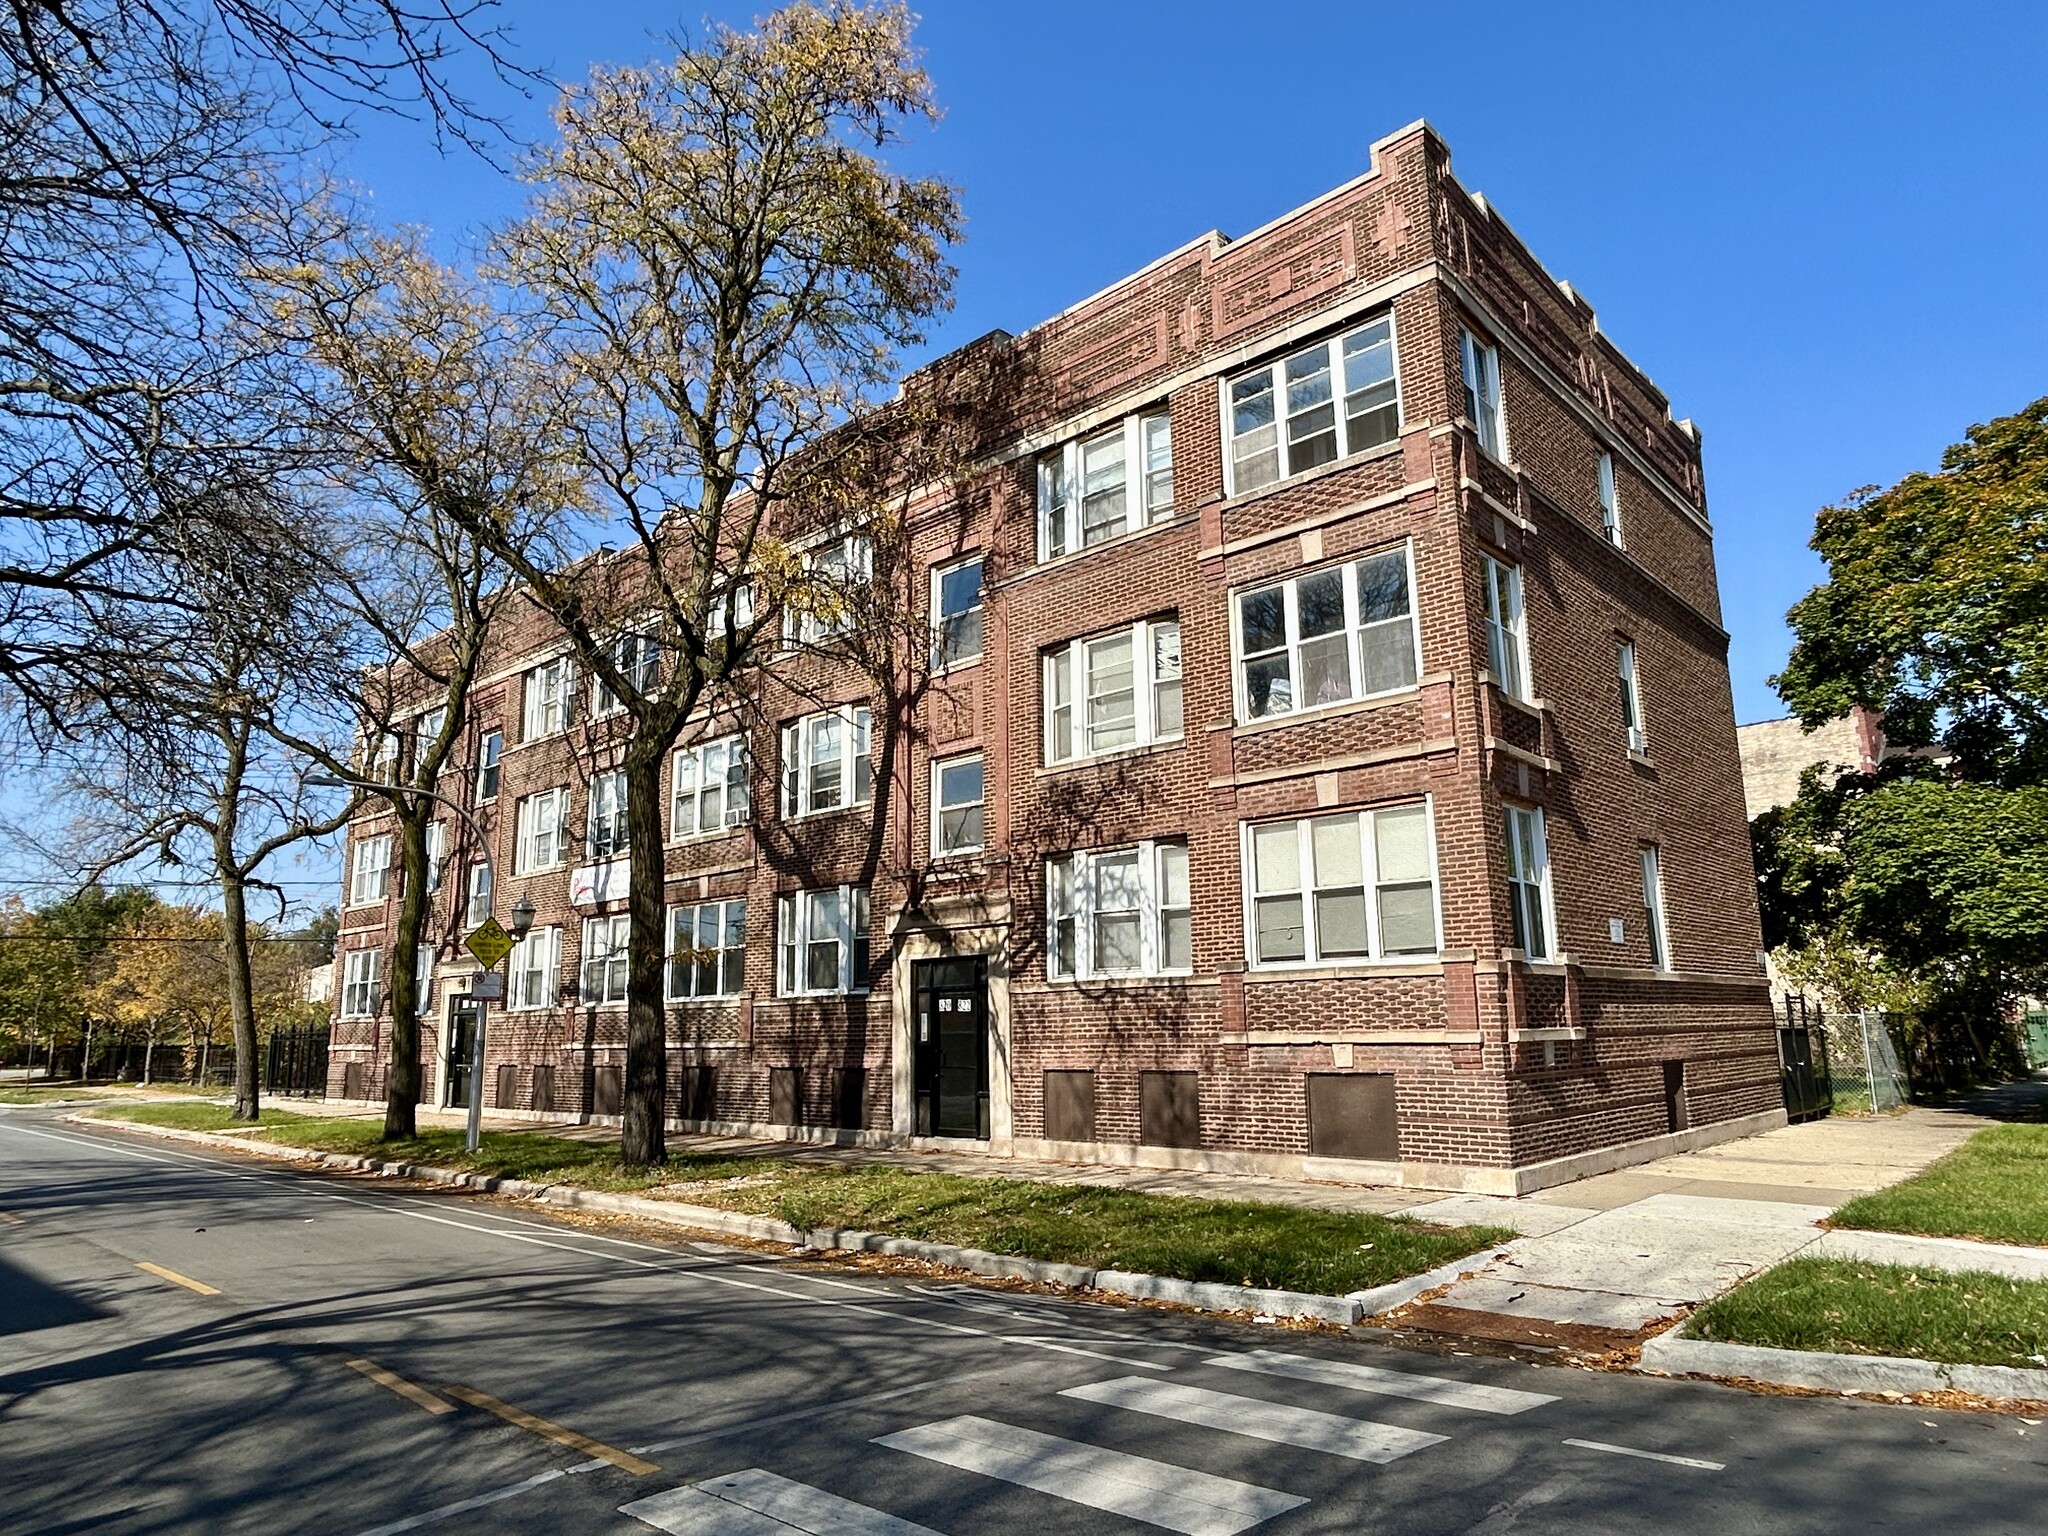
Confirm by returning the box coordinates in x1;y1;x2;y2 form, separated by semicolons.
328;122;1781;1194
1737;705;1890;821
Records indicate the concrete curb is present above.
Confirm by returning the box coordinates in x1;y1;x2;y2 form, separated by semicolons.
1345;1241;1526;1318
70;1115;1475;1326
1811;1227;2048;1282
1639;1327;2048;1403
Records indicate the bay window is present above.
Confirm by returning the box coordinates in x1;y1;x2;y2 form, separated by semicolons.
514;787;569;873
1044;617;1181;764
1225;315;1398;494
777;886;870;996
667;899;745;1000
1244;803;1439;967
1046;840;1192;980
1036;410;1175;560
508;925;563;1011
780;707;872;818
1235;545;1419;721
671;734;750;838
580;914;630;1004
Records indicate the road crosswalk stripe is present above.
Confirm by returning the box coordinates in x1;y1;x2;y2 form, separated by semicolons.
874;1414;1306;1536
1205;1349;1558;1415
1061;1376;1448;1464
621;1469;944;1535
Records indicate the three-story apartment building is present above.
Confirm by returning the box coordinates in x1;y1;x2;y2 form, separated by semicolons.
329;122;1783;1194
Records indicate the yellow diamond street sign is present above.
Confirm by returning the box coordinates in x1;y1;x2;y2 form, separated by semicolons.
464;917;514;969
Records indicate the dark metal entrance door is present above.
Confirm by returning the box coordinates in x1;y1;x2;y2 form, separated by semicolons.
446;998;481;1110
913;958;988;1139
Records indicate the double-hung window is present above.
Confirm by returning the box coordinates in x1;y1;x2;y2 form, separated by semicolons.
1226;316;1398;494
592;630;659;716
780;707;871;818
1046;840;1192;980
932;754;984;857
514;788;569;873
579;913;630;1004
667;899;745;1000
464;861;492;927
1617;640;1646;754
522;656;573;740
423;822;446;894
412;706;446;775
708;582;755;645
671;734;750;838
777;886;870;996
1503;805;1553;960
1235;546;1419;721
1640;846;1671;971
1244;804;1439;967
789;534;873;644
341;948;381;1018
415;944;435;1010
1036;411;1174;559
1598;451;1622;545
1461;328;1506;459
932;556;984;668
1044;618;1181;764
508;926;562;1011
1482;555;1530;702
475;729;502;803
586;770;628;860
349;835;392;906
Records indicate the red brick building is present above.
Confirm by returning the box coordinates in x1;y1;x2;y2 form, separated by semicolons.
329;122;1783;1194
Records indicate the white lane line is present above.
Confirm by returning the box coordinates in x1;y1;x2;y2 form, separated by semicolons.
1205;1349;1558;1416
623;1469;944;1535
1561;1438;1724;1471
1061;1376;1447;1464
350;1468;567;1536
875;1415;1306;1536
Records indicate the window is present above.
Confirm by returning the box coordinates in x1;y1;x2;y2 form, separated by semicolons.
708;582;755;645
475;729;502;803
777;886;870;996
348;835;391;906
592;631;659;716
508;926;563;1011
780;707;872;818
1504;805;1553;960
464;861;492;928
1036;410;1177;559
1044;618;1181;764
514;788;569;873
363;726;399;782
341;948;381;1018
1226;316;1398;494
667;899;745;1000
932;556;984;668
1598;450;1622;545
1046;840;1192;980
1235;547;1419;721
415;944;435;1011
1244;804;1438;967
423;822;446;894
580;914;630;1004
586;770;628;859
1641;845;1670;971
1461;329;1505;459
671;734;750;838
1482;555;1530;702
1617;640;1646;753
932;754;984;857
789;534;873;644
522;656;573;740
411;706;446;774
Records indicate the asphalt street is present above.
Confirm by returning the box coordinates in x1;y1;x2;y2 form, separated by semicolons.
1;1105;2043;1535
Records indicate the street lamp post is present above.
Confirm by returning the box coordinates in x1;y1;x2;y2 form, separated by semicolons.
307;773;534;1152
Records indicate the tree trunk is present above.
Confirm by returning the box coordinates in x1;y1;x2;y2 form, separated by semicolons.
384;807;432;1141
222;873;262;1120
620;746;668;1168
143;1028;155;1086
81;1016;94;1085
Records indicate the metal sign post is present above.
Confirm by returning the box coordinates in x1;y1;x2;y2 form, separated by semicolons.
462;918;519;1155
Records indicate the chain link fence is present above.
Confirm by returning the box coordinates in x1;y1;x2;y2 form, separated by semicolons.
1826;1009;1911;1114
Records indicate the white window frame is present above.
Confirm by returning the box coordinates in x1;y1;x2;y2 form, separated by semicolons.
522;655;573;741
787;533;874;645
340;948;381;1019
586;770;629;860
931;554;985;670
475;729;502;804
1043;617;1181;765
776;886;871;997
579;913;630;1005
1482;554;1531;703
415;944;435;1011
1504;804;1555;961
1597;450;1622;546
411;706;446;775
1617;639;1646;754
464;860;492;928
932;753;985;858
1045;839;1193;981
1036;409;1177;560
1222;315;1400;497
780;707;872;819
1240;801;1442;969
666;898;746;1001
514;787;570;874
348;834;392;907
592;630;659;717
423;821;447;894
1231;544;1421;723
507;925;562;1012
1641;845;1671;972
670;733;751;840
1461;328;1507;461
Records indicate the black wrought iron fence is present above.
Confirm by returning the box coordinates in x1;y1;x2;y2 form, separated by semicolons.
1779;992;1833;1122
264;1025;329;1098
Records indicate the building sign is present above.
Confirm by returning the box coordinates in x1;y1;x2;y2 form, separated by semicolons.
569;858;631;907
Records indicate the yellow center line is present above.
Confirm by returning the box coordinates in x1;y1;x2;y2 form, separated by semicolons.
346;1358;455;1416
135;1260;220;1296
441;1385;658;1475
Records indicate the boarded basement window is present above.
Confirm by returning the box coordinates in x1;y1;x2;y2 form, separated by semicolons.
1043;1070;1096;1143
530;1064;555;1114
495;1063;518;1110
1139;1070;1200;1149
769;1067;801;1126
341;1061;366;1101
1663;1060;1688;1134
677;1066;716;1122
592;1065;623;1117
832;1067;866;1130
1306;1073;1400;1161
